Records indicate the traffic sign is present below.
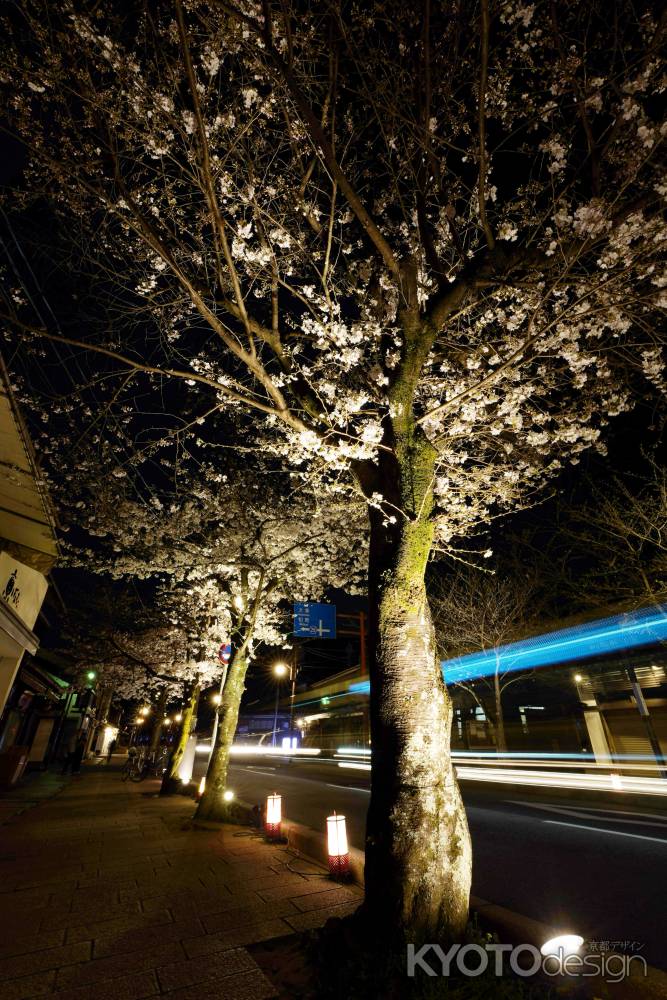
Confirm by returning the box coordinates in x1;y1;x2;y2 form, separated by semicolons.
293;602;336;638
218;643;232;663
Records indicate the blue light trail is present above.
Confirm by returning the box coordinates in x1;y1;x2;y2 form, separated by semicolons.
347;604;667;692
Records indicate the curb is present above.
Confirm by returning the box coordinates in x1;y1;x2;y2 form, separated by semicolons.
231;798;667;998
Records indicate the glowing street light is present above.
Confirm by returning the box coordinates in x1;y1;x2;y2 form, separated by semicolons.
174;713;183;723
140;706;150;716
163;717;172;726
265;793;282;841
134;717;145;726
223;789;234;802
272;663;289;747
211;693;222;706
86;670;96;682
574;673;583;683
540;934;583;958
326;812;349;879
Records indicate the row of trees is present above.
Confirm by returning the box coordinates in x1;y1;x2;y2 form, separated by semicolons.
2;0;665;950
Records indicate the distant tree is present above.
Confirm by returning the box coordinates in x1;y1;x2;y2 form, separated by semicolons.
57;463;365;820
3;0;666;943
555;452;667;610
430;564;545;751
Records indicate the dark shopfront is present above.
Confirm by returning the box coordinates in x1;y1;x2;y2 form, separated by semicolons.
0;657;69;770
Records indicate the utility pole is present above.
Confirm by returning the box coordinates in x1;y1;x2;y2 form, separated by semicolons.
625;665;667;779
289;644;300;734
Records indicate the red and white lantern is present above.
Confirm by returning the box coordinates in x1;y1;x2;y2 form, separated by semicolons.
326;812;349;878
265;793;282;840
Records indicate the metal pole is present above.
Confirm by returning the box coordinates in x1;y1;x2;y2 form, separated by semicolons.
272;683;280;747
359;611;367;675
210;664;228;751
626;665;667;779
289;646;299;734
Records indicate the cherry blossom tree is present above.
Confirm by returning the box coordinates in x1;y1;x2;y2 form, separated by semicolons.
2;0;666;941
54;457;365;818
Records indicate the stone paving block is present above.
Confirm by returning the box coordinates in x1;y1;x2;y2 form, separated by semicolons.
202;898;299;934
129;888;234;919
0;939;91;981
55;941;182;989
0;888;52;913
156;945;257;993
41;899;142;932
161;968;278;1000
257;877;342;902
66;908;173;944
93;916;206;958
0;967;56;999
0;927;65;960
76;874;140;890
52;969;160;1000
292;885;361;912
181;918;293;959
284;899;360;932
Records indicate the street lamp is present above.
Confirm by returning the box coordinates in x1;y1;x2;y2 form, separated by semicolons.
272;663;289;747
174;713;183;723
140;706;150;717
86;670;96;683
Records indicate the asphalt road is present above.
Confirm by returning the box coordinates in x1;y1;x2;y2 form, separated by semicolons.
192;754;667;969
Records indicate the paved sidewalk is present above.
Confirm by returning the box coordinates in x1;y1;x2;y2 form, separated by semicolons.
0;765;360;999
0;772;71;827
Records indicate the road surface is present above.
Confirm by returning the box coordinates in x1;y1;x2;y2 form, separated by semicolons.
192;752;667;969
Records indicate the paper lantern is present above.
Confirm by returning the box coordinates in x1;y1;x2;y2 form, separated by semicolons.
265;793;282;840
326;812;349;877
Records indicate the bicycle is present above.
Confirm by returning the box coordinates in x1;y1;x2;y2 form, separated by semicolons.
126;749;169;782
121;748;139;781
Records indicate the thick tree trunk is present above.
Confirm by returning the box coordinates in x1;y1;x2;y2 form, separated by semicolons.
161;682;200;794
360;438;472;945
195;652;248;822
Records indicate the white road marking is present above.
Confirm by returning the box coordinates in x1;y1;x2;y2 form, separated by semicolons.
544;820;667;845
326;783;370;793
507;800;667;827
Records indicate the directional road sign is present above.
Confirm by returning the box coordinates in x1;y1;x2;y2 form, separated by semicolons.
293;602;336;638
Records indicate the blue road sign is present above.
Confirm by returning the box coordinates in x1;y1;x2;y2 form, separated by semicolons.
293;602;336;638
218;643;232;664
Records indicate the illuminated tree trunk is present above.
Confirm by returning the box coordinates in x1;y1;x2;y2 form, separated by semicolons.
149;687;169;754
195;651;248;822
161;682;200;793
359;367;472;943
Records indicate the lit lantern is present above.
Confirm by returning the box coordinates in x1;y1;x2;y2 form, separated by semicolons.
326;812;349;878
197;776;206;798
265;793;282;840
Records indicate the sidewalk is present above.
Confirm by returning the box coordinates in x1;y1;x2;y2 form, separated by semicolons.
0;771;71;827
0;764;360;1000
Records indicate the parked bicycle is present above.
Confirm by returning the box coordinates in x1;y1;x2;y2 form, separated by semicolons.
121;748;169;782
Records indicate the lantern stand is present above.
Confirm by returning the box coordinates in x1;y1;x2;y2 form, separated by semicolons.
264;792;287;843
326;811;351;881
